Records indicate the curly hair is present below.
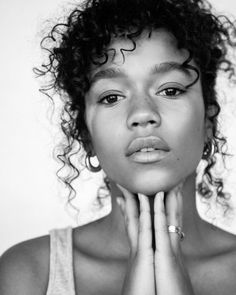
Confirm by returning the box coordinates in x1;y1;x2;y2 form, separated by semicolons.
35;0;236;215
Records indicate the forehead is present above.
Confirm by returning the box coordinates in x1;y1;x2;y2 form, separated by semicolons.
90;29;189;72
110;29;180;54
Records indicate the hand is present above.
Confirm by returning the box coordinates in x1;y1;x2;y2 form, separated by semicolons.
116;186;156;295
154;184;195;295
116;183;195;295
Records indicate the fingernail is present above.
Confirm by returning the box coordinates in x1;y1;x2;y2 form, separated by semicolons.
117;184;124;192
116;196;126;212
116;184;127;197
156;191;164;201
116;197;122;207
138;193;144;202
161;192;165;201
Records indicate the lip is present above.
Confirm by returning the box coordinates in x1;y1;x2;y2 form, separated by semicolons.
126;136;170;157
129;149;169;163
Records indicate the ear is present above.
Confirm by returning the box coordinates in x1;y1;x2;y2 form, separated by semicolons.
85;141;96;156
204;117;213;143
204;105;216;142
82;129;96;156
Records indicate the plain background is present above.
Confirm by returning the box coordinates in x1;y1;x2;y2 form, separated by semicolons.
1;0;236;255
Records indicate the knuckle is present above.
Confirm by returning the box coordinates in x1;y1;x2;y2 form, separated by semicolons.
138;224;151;234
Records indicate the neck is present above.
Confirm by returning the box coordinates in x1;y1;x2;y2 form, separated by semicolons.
102;172;209;257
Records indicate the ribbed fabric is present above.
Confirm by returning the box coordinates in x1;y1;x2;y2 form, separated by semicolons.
46;227;76;295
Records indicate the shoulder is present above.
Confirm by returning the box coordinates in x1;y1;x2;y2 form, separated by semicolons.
0;234;50;295
219;230;236;269
204;225;236;280
209;231;236;294
208;223;236;262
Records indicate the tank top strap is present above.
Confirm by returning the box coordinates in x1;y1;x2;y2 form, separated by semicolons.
46;226;76;295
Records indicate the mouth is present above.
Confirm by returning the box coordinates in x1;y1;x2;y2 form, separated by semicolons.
129;148;169;163
126;136;170;163
136;147;158;152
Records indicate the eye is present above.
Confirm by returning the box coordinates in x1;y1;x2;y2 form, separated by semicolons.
99;94;125;105
157;85;186;98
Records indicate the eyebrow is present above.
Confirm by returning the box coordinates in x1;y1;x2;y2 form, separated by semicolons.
89;61;193;85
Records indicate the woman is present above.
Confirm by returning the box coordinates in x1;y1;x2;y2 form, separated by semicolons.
0;0;236;294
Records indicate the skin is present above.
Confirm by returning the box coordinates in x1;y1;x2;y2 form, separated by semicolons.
82;29;236;294
1;29;236;295
85;29;207;196
84;29;208;294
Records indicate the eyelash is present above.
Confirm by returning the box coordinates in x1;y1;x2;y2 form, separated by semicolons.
157;87;186;97
98;94;124;105
98;86;186;105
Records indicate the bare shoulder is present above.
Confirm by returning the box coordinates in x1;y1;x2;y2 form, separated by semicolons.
0;234;50;295
209;230;236;294
220;229;236;269
191;225;236;295
206;223;236;267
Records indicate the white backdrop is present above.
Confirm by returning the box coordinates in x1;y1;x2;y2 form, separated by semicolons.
1;0;236;255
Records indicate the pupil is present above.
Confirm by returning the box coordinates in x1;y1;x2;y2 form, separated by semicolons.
107;95;117;103
167;89;175;95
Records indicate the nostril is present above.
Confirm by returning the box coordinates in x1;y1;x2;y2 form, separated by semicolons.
132;120;157;127
128;112;161;129
150;120;156;125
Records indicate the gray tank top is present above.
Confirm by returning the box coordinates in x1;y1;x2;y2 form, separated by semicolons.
46;227;76;295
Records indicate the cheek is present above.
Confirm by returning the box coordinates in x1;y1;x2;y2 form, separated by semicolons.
85;97;206;193
172;108;205;171
86;109;120;159
86;112;127;182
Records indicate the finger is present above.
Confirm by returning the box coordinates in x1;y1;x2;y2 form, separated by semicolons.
117;185;139;253
137;194;152;252
165;187;181;252
116;197;125;216
176;188;184;228
154;192;172;257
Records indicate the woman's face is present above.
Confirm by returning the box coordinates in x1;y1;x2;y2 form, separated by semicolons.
85;29;207;195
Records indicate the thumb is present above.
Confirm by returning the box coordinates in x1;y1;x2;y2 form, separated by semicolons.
116;196;125;216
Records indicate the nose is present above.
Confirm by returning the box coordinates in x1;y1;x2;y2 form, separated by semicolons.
127;96;161;130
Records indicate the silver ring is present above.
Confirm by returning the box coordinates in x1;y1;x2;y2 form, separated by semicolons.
167;225;185;241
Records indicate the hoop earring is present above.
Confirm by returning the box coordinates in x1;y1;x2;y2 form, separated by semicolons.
202;140;214;160
85;152;101;172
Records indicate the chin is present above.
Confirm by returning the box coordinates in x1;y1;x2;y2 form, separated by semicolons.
127;164;195;196
131;184;168;196
126;174;180;196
